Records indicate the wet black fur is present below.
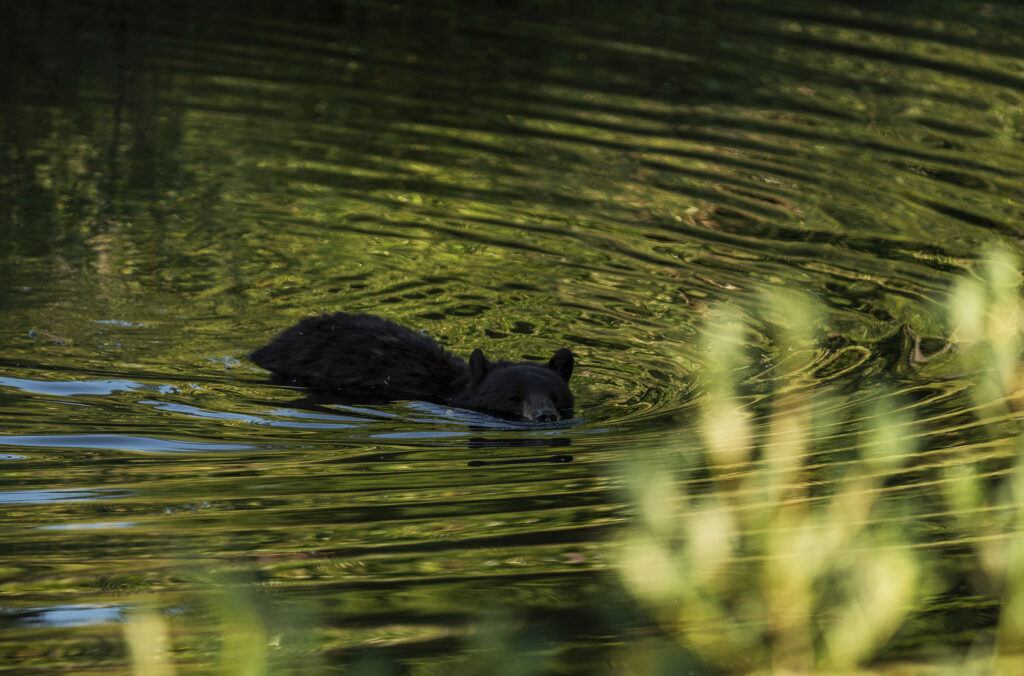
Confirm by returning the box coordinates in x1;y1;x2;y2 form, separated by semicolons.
250;313;575;421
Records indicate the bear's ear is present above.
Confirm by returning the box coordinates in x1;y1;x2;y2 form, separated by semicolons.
547;348;574;382
469;348;491;382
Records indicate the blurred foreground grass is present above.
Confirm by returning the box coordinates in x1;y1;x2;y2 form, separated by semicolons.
620;245;1024;673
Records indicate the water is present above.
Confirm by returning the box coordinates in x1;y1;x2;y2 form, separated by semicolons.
2;1;1024;672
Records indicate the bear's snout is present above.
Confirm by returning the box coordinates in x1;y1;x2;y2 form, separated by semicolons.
521;394;559;422
534;408;558;422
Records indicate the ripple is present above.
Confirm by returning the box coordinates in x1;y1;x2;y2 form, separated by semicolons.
0;434;261;453
0;376;166;397
37;521;136;531
0;488;127;505
4;604;127;628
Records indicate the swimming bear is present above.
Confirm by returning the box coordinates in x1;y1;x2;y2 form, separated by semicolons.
250;312;575;421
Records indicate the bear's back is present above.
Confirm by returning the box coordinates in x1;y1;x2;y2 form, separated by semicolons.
250;312;468;400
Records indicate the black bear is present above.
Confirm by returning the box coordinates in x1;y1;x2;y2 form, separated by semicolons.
250;313;575;422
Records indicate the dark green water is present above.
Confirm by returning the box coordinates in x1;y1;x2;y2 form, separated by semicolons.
2;1;1024;672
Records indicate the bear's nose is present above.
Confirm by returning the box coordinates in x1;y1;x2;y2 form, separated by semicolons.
522;395;559;422
534;407;558;422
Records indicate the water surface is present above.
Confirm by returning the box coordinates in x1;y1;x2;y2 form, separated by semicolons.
3;1;1024;672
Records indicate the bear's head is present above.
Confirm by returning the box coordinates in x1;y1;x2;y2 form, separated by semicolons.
453;348;575;422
